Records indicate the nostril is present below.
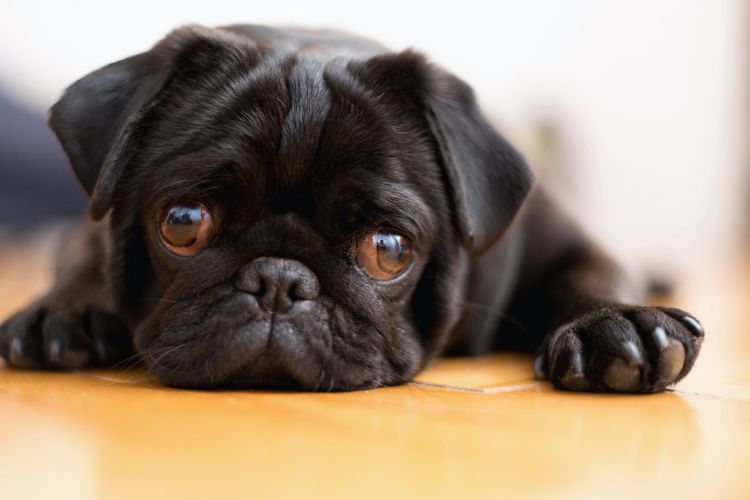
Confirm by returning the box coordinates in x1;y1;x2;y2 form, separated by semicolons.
235;257;320;313
239;273;262;295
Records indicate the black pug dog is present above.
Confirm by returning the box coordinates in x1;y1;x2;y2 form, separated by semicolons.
0;24;704;392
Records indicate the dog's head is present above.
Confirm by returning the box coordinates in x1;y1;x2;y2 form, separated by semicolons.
48;25;533;389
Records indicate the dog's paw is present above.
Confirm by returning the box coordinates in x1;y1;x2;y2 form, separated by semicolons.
0;302;132;370
537;306;704;393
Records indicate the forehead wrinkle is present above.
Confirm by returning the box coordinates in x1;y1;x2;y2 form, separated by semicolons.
275;56;331;192
323;60;391;131
156;47;261;132
208;51;295;114
201;52;294;140
146;53;294;171
317;61;402;170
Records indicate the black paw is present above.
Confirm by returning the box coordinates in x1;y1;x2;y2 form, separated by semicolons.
0;302;132;370
537;306;704;393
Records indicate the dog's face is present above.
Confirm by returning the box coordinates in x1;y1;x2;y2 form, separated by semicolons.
49;26;533;389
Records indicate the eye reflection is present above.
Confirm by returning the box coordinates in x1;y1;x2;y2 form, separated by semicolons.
356;231;414;281
158;203;214;256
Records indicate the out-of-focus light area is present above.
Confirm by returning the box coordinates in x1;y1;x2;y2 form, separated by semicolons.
0;0;747;277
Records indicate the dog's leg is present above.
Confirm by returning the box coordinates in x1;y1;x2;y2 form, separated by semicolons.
0;221;132;370
512;190;704;393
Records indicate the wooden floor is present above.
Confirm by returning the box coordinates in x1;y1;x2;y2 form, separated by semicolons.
0;236;748;500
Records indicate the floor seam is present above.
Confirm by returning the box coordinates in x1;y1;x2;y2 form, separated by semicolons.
409;381;545;394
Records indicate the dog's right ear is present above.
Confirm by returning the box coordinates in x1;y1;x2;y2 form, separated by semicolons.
48;25;258;220
48;49;170;220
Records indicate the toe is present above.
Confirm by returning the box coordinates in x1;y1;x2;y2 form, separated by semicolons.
603;358;642;392
549;331;592;391
655;337;685;386
602;341;644;392
560;350;590;390
42;312;92;369
8;334;42;369
1;308;45;368
46;337;91;369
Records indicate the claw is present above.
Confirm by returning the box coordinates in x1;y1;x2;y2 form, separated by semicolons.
560;351;590;390
652;326;669;351
9;337;25;367
95;337;109;362
622;341;644;366
681;315;704;337
534;354;547;379
47;339;63;365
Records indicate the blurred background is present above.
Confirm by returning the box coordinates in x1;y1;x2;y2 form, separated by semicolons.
0;0;747;279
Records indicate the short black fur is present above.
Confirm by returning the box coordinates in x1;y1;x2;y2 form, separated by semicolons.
0;24;704;392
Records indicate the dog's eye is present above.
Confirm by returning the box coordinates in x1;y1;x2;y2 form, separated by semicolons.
157;203;214;256
356;232;413;281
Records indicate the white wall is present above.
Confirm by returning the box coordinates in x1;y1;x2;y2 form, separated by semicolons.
1;0;746;274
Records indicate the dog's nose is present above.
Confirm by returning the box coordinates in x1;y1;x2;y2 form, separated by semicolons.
235;257;319;313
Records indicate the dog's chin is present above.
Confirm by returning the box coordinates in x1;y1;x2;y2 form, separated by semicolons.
134;285;422;391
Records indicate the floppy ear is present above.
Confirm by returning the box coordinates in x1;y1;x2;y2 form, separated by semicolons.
48;25;257;221
421;63;535;254
48;50;171;220
349;51;534;255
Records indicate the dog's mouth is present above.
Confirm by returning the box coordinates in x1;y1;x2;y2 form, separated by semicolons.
134;285;420;391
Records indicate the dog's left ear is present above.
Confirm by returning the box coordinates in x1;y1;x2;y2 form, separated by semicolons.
421;63;535;255
351;51;535;255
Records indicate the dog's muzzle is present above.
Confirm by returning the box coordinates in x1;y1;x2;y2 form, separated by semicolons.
235;257;320;316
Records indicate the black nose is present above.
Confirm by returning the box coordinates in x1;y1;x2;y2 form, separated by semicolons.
235;257;319;313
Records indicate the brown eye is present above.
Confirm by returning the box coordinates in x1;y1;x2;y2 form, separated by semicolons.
158;203;214;256
356;232;414;281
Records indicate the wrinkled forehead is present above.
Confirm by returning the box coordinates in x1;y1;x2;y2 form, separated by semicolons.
131;51;440;239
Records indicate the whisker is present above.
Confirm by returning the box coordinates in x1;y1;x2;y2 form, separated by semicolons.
151;343;188;367
110;351;147;371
